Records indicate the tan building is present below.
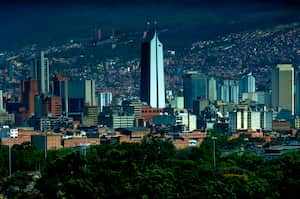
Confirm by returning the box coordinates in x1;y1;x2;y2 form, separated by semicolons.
63;137;100;148
82;105;98;127
272;64;294;115
31;133;62;150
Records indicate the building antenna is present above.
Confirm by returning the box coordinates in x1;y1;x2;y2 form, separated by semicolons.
154;20;158;32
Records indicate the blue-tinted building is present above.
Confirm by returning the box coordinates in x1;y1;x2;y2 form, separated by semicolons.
183;72;207;110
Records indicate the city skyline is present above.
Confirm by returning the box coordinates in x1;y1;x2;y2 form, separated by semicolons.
0;2;300;197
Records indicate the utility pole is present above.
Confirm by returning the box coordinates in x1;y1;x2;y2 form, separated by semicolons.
44;131;47;160
212;136;217;170
8;136;11;176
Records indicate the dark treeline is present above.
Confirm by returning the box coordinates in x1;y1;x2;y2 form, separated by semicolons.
1;133;300;198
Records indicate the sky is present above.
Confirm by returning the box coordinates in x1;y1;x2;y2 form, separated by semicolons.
0;0;299;50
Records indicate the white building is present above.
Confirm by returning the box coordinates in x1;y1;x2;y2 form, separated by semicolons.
9;128;18;138
176;112;197;132
98;92;112;112
140;31;166;108
229;110;272;133
208;77;217;102
171;96;184;110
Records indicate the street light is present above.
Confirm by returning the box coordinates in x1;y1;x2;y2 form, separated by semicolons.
212;136;217;170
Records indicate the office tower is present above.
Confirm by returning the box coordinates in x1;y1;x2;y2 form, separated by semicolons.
43;96;62;116
32;51;50;95
84;80;96;106
193;98;209;115
53;74;69;116
34;95;43;117
0;90;3;112
261;111;272;131
221;84;229;103
239;72;256;94
255;91;271;107
230;84;239;104
67;79;96;114
82;105;98;127
21;78;38;116
272;64;294;115
140;31;165;108
208;77;217;102
183;72;207;109
229;110;267;133
296;72;300;116
98;92;112;112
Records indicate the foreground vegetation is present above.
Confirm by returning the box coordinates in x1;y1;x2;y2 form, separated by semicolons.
0;134;300;198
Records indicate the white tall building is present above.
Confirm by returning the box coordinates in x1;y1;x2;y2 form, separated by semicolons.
140;31;165;108
84;80;96;106
208;77;217;102
98;92;112;112
0;90;3;112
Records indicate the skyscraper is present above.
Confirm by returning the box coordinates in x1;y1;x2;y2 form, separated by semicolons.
183;72;207;109
0;90;4;112
230;84;239;104
295;72;300;116
272;64;294;115
21;78;38;116
98;92;112;112
53;74;69;116
67;79;96;113
140;31;165;108
239;72;256;94
32;51;50;95
84;80;96;107
208;77;217;102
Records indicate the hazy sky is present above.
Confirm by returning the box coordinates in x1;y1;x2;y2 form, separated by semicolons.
0;0;299;50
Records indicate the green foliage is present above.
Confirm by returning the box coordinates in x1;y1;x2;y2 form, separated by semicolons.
1;138;300;198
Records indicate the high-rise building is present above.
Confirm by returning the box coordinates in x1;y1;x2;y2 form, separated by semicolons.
220;84;229;103
272;64;294;115
32;51;50;95
84;80;96;107
193;98;209;115
82;105;98;127
67;79;96;115
296;72;300;116
239;72;256;94
140;31;165;108
183;72;207;109
208;77;217;102
0;90;3;112
53;74;69;116
43;96;62;116
21;78;39;117
230;84;239;104
98;92;112;112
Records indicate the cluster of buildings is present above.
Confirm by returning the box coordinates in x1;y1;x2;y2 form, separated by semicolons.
0;26;299;152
